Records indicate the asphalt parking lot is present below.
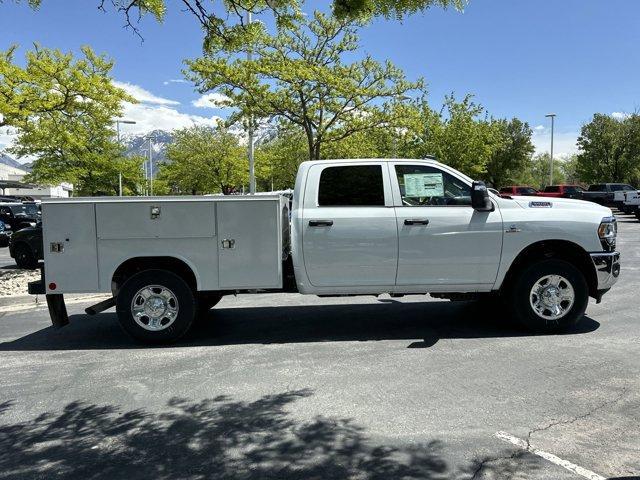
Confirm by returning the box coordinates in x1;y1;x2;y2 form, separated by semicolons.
0;215;639;480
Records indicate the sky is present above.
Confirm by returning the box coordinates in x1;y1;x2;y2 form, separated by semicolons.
1;0;640;163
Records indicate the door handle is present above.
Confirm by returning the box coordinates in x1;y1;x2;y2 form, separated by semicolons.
309;219;334;227
404;218;430;226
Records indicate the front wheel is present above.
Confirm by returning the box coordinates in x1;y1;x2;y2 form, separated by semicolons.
116;269;196;344
508;259;589;333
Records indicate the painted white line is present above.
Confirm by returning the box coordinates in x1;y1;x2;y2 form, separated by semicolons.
495;431;606;480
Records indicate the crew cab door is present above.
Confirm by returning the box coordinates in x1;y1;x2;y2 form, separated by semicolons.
391;162;503;287
302;162;397;287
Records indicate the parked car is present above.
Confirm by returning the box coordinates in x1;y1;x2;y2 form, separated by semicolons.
30;158;620;344
0;202;41;232
0;220;11;248
498;186;539;196
538;185;585;199
580;183;635;208
9;223;42;269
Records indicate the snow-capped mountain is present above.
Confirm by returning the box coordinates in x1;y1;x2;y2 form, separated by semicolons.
0;151;28;171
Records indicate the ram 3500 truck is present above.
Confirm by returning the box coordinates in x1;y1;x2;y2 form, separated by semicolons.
29;159;621;344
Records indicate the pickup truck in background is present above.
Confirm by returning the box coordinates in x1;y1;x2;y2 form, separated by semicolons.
581;183;635;208
499;186;539;196
29;159;621;345
538;185;585;199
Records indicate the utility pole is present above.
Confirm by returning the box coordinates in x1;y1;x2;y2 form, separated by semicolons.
115;119;136;196
545;113;556;185
147;135;154;196
246;10;256;194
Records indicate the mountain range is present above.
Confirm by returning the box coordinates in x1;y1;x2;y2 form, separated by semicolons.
1;125;277;177
0;152;29;171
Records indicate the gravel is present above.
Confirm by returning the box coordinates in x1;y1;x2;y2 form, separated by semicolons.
0;269;41;297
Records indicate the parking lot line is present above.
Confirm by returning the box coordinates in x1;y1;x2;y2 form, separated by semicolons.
495;431;606;480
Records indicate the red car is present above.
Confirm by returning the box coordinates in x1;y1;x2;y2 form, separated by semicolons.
538;185;585;199
499;186;539;196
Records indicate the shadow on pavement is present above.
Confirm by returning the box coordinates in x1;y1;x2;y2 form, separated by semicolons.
0;299;599;351
0;389;543;480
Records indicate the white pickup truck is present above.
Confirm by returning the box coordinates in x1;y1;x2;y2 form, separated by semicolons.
29;159;621;344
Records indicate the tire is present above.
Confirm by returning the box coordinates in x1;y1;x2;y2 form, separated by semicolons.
196;291;223;318
14;243;38;269
116;269;196;344
508;259;588;333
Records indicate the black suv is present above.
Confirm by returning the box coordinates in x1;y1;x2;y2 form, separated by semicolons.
0;202;40;231
9;223;42;269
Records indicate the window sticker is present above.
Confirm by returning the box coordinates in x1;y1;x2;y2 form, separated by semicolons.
403;173;444;197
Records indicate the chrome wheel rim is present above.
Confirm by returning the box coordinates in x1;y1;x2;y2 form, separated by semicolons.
131;285;179;331
529;274;575;321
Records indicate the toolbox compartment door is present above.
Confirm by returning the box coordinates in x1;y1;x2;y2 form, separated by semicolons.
217;200;282;289
42;202;99;293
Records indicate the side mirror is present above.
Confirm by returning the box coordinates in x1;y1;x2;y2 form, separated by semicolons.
471;181;493;211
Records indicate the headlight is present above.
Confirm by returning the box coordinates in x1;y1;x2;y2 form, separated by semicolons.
598;216;617;250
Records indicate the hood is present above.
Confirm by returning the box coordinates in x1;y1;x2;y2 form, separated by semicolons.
509;196;612;215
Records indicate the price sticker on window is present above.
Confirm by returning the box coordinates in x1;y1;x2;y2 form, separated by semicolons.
404;173;444;197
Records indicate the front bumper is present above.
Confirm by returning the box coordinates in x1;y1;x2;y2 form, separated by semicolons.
590;251;621;290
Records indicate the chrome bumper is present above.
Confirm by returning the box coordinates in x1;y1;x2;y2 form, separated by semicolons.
590;251;621;290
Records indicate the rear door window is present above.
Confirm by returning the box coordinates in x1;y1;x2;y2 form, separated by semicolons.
318;165;385;206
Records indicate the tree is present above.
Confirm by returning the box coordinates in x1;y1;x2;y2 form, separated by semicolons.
515;153;566;189
12;1;464;47
1;44;138;195
187;11;423;160
255;127;308;191
159;125;247;195
483;118;535;188
576;113;640;185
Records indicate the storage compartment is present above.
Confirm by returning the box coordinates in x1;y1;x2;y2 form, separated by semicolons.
42;202;99;293
217;198;286;289
95;200;215;240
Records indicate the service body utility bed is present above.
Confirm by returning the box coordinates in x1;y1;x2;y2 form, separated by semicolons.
39;195;289;295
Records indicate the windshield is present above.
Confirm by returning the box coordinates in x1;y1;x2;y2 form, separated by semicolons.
564;186;584;193
7;204;39;216
517;187;538;195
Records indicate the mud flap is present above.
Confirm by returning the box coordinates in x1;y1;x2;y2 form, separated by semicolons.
46;294;69;328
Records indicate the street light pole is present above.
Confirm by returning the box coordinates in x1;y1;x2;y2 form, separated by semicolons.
545;113;556;186
246;10;256;194
115;119;136;196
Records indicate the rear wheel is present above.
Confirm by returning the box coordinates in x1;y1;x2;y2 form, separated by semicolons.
14;243;37;269
116;269;196;344
508;259;588;333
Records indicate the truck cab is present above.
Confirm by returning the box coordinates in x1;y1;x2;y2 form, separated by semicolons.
31;159;621;344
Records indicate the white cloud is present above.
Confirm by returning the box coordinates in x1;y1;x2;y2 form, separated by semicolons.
532;130;579;157
192;92;233;109
163;79;188;85
115;81;222;135
534;124;546;132
118;102;222;135
114;81;180;106
612;111;630;120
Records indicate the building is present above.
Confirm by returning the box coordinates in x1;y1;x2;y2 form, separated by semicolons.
0;163;73;198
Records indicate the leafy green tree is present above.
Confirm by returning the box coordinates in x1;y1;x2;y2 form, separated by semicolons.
1;44;138;195
576;113;640;185
13;1;464;47
255;128;308;191
187;11;423;160
159;125;247;195
516;153;566;190
483;118;535;188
